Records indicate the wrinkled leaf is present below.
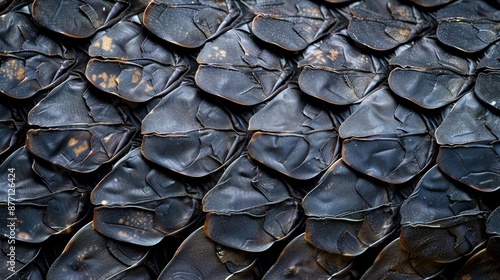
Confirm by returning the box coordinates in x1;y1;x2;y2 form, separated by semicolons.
436;0;500;53
400;165;488;263
27;75;136;173
339;87;437;184
303;159;403;255
141;80;247;177
298;33;388;105
389;37;475;109
248;83;341;180
263;233;355;280
91;148;206;246
158;227;257;279
143;0;244;48
86;20;188;102
348;0;433;51
246;0;347;51
196;24;292;105
203;154;302;252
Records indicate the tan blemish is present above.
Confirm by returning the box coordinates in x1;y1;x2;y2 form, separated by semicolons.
107;74;117;88
118;218;124;224
327;49;339;62
306;49;326;64
100;35;113;51
214;49;226;58
131;70;141;83
396;7;410;18
91;74;97;81
144;84;154;92
18;232;29;239
399;28;410;37
212;46;219;50
68;137;78;146
0;60;24;80
98;72;108;88
92;40;101;48
72;141;89;157
118;231;128;237
103;135;111;143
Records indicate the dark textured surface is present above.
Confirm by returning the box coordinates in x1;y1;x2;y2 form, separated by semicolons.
1;0;500;279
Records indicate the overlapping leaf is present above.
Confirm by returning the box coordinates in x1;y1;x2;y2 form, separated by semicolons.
435;92;500;192
248;83;342;180
389;37;476;109
86;20;188;102
348;0;433;51
436;0;500;53
303;159;403;256
339;87;437;184
27;75;136;173
203;154;302;252
263;233;356;280
196;24;292;106
32;0;149;38
400;165;488;263
360;238;445;279
91;148;207;246
143;0;244;48
0;147;92;243
0;8;76;99
141;80;247;177
47;222;150;279
298;32;388;105
244;0;347;51
158;227;258;279
476;41;500;111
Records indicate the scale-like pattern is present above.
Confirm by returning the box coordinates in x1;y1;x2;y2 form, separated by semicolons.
1;0;500;279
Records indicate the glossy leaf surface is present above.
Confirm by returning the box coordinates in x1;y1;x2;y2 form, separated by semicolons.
303;159;403;255
143;0;243;48
92;148;206;246
141;80;247;177
47;222;150;279
400;165;488;263
32;0;149;38
389;37;475;109
476;41;500;111
158;227;257;279
435;93;500;192
0;9;76;99
27;75;136;173
339;87;436;184
247;0;347;51
86;20;188;102
0;147;91;243
203;155;302;252
298;33;388;105
196;24;292;106
263;233;355;280
436;0;500;53
348;0;433;51
248;83;341;180
360;238;445;280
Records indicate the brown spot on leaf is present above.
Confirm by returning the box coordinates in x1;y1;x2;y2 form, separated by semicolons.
399;28;410;37
68;137;78;146
18;232;30;239
72;140;89;157
327;49;339;62
100;35;113;51
131;70;141;83
0;59;25;80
